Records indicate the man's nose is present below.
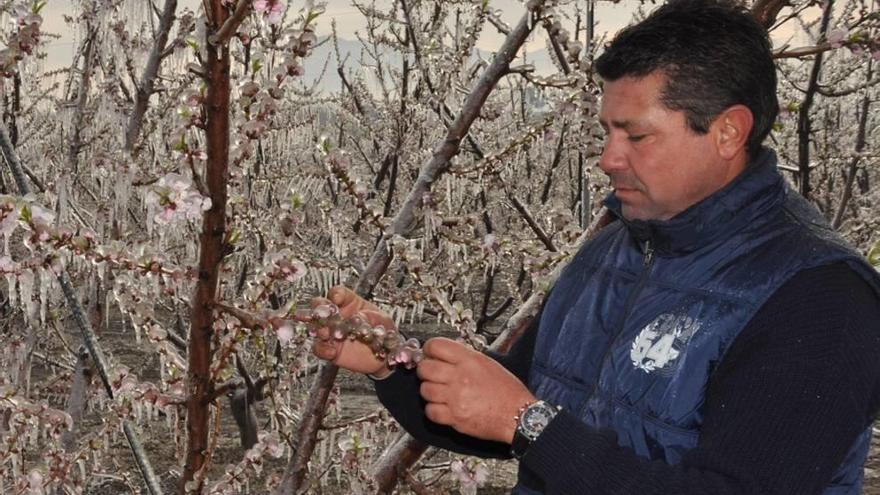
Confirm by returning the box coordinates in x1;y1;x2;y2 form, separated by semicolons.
598;137;626;173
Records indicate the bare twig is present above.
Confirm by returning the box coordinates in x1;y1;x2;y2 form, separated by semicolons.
832;60;872;230
750;0;789;29
209;0;252;46
125;0;178;154
67;24;98;175
796;0;834;199
508;194;557;252
773;41;833;59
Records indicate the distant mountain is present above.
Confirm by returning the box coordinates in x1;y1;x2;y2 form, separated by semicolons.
298;36;556;95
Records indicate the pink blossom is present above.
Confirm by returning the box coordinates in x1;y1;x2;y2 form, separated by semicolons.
255;0;285;26
146;173;212;225
276;322;294;344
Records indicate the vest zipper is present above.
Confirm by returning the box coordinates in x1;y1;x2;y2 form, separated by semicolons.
614;239;656;343
583;239;656;412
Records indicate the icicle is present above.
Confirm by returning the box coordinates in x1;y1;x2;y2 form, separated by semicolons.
145;199;154;236
18;270;35;323
39;268;51;326
159;353;166;383
392;306;403;328
103;283;112;331
56;176;68;227
7;273;16;308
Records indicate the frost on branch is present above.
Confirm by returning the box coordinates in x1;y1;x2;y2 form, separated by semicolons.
297;303;423;368
0;2;43;78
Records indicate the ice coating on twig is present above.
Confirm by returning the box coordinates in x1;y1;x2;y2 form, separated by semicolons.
295;303;423;368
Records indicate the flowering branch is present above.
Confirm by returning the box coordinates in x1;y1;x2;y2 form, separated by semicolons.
0;123;164;495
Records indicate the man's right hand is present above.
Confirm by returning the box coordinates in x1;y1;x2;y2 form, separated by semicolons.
310;285;396;379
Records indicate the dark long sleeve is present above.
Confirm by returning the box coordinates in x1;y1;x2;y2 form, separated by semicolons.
372;311;540;458
374;263;880;494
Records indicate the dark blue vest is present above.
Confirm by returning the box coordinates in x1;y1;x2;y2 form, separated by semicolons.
514;150;880;494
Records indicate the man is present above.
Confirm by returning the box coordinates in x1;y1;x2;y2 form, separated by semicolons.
312;0;880;493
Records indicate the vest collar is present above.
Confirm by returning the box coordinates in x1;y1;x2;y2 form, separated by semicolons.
603;148;786;257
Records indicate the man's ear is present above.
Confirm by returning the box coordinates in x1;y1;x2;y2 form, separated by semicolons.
712;105;753;160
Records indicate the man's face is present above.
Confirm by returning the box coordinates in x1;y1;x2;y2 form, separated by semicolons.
598;72;736;221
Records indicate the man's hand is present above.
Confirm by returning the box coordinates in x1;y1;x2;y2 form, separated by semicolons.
417;337;536;444
311;286;395;378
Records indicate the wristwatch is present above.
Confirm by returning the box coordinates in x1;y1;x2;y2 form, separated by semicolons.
510;400;561;459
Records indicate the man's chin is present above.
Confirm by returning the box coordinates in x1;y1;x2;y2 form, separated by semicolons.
620;204;660;222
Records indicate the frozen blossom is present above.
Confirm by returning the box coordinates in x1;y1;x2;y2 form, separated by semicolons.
275;321;294;344
254;0;285;25
144;173;211;225
451;458;489;495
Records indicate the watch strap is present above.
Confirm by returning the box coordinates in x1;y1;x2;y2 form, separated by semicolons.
511;427;532;459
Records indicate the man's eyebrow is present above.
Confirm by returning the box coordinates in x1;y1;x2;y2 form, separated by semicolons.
598;119;638;130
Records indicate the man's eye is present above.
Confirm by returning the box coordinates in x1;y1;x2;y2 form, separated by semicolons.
628;134;646;142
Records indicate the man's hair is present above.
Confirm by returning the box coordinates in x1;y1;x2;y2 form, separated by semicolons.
595;0;778;158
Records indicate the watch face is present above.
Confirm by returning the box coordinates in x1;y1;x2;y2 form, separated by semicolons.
520;402;557;440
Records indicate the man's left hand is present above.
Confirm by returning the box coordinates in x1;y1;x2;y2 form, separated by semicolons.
416;337;536;444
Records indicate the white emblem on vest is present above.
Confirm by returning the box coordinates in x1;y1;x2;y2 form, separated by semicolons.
630;313;701;373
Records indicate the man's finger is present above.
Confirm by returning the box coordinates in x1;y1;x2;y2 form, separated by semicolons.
312;339;340;361
416;358;455;383
425;403;452;426
358;309;395;331
328;285;382;314
419;381;449;404
327;286;363;317
422;337;467;364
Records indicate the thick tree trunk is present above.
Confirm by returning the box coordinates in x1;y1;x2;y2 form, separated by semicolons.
180;1;231;492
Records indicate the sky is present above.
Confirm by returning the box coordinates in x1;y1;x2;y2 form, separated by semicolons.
37;0;641;71
36;0;811;75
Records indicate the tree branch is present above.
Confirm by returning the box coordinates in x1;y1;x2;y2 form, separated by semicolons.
209;0;252;46
508;194;557;252
125;0;178;154
773;41;833;59
751;0;789;29
832;60;872;230
796;0;834;199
